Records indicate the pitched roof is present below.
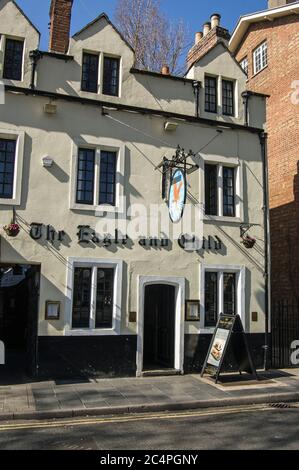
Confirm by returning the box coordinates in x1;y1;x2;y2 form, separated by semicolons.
72;12;134;52
229;1;299;53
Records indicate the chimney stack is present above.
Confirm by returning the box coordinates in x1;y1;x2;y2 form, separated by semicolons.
268;0;294;8
49;0;73;54
187;13;230;70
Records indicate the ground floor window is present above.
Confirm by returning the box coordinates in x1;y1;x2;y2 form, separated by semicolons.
203;267;242;328
72;266;114;329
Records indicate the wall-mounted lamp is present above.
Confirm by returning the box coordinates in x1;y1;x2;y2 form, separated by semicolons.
42;156;54;168
44;102;57;114
164;121;178;132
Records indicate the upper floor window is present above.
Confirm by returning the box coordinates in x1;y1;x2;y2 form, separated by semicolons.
3;38;24;81
253;42;267;75
240;57;248;77
81;52;99;93
0;138;16;199
222;80;234;117
205;76;217;113
76;148;117;207
103;56;120;97
204;163;236;218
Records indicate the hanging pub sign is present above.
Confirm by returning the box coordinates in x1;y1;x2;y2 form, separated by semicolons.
168;169;186;223
201;314;258;384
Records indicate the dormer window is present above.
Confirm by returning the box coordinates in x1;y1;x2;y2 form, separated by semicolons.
103;56;120;97
81;52;99;93
222;79;234;116
3;38;24;81
205;76;217;113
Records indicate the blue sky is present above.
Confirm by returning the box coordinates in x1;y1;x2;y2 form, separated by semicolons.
17;0;267;50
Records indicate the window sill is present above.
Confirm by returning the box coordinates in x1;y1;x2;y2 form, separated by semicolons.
252;65;268;79
204;215;242;224
65;328;118;336
0;197;21;206
70;202;122;215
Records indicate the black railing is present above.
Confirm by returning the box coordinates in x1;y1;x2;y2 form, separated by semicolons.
271;300;299;368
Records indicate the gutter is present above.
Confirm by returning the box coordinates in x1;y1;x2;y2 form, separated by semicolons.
4;85;264;134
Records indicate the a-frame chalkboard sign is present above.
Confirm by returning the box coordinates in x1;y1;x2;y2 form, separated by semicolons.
201;314;258;384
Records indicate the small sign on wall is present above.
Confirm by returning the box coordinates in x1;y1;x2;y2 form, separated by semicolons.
185;300;200;321
45;301;61;320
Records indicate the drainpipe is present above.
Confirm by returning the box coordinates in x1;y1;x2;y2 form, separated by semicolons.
29;49;42;90
242;91;250;127
192;81;201;118
260;131;270;370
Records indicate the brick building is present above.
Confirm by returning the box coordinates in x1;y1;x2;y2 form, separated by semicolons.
230;1;299;303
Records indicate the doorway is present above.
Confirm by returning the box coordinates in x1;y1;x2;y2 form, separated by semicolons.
143;284;176;370
0;264;40;382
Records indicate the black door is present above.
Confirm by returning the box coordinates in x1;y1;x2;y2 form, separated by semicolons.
143;284;175;370
26;265;40;377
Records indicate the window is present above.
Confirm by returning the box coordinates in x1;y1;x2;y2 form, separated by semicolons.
3;38;24;81
103;56;120;96
240;57;248;76
205;164;218;216
72;266;115;329
223;167;235;217
205;76;217;113
76;148;95;205
0;139;16;199
204;164;236;218
222;80;234;116
81;52;99;93
75;148;117;207
203;269;239;328
253;42;267;75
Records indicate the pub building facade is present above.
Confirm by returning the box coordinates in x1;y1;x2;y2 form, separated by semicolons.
0;0;268;379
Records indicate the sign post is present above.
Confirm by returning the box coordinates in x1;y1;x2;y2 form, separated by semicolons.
201;314;258;384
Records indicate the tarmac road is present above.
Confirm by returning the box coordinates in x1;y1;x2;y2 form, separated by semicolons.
0;404;299;450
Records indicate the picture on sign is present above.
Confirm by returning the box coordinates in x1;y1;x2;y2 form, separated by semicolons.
207;328;230;367
168;169;186;223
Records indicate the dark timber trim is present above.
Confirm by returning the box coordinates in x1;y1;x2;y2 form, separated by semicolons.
5;85;264;133
130;67;195;84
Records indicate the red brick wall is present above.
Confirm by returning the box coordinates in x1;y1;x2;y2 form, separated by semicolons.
49;0;73;54
235;15;299;301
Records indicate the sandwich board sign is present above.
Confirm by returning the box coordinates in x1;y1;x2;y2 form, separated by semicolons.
201;314;258;384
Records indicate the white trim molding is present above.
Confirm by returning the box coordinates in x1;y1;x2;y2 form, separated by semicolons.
70;137;126;215
0;128;25;206
200;263;246;332
65;257;123;336
136;275;185;377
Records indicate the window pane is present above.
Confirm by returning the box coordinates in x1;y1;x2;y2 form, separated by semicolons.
72;267;92;328
76;148;95;204
223;167;235;217
0;139;16;199
205;272;218;327
95;268;114;328
99;151;116;205
223;273;236;315
81;53;99;93
205;164;218;216
254;42;267;74
222;80;234;116
3;39;24;80
205;76;217;113
103;57;120;96
240;58;248;76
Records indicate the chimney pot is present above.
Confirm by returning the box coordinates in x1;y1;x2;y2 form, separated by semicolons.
203;22;211;37
49;0;73;54
161;65;170;75
268;0;293;8
210;13;221;29
195;32;203;44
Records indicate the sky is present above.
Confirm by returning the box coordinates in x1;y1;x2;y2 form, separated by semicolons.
17;0;268;50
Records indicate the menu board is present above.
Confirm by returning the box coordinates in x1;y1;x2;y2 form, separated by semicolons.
207;328;230;367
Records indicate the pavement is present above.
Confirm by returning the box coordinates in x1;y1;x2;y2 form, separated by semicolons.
0;368;299;421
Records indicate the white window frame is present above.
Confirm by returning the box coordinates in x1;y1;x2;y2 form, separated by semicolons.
65;257;123;336
200;155;243;222
102;54;122;98
200;264;246;332
253;42;267;75
70;137;126;215
81;49;101;94
0;35;25;82
0;128;25;206
80;51;121;98
240;57;249;76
